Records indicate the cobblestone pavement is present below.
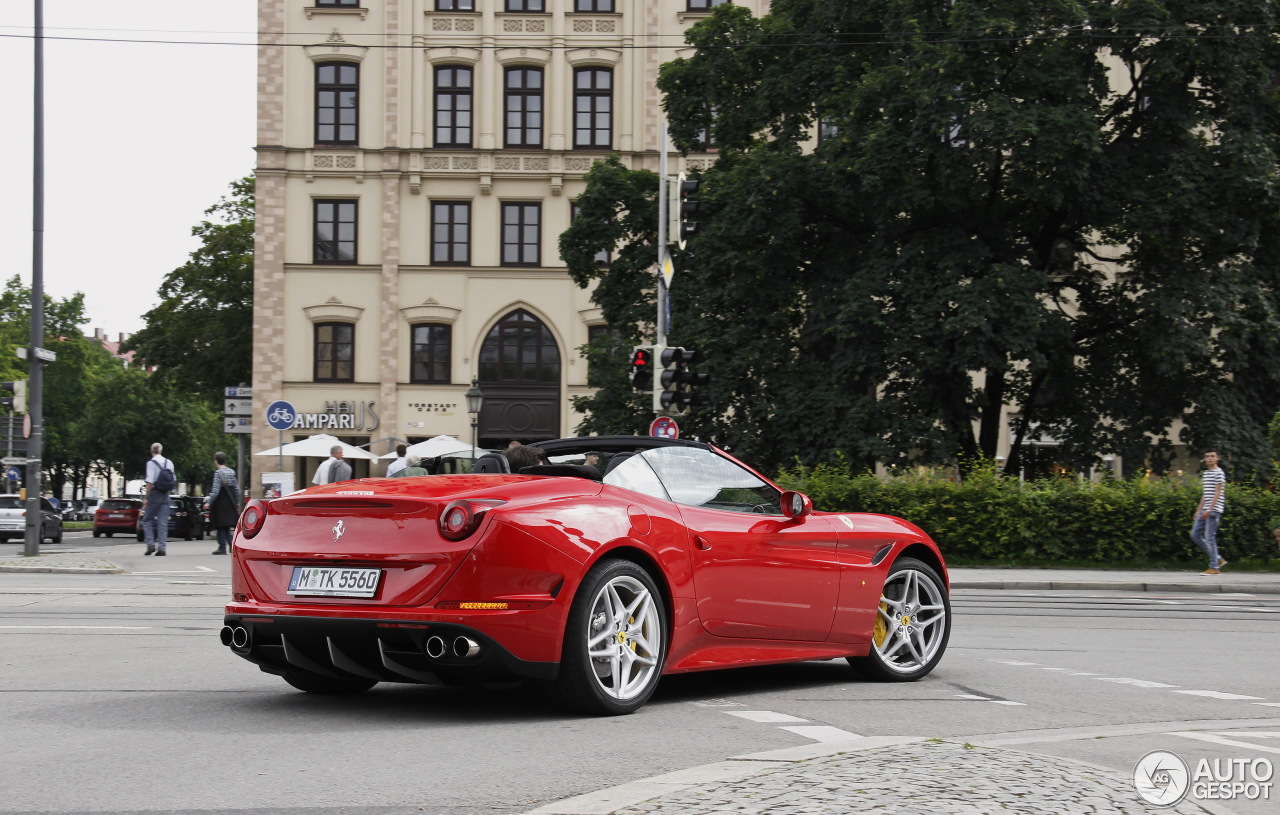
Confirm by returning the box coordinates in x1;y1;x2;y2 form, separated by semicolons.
528;739;1227;815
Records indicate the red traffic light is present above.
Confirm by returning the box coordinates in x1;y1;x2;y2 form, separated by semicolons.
631;348;652;368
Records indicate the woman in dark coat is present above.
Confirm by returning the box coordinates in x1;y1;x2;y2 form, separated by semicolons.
206;451;241;555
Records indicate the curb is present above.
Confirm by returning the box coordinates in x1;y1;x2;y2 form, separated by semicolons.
952;579;1280;595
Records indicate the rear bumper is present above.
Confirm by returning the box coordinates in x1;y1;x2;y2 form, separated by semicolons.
221;613;559;684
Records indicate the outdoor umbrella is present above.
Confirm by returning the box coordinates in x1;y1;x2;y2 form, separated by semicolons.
253;433;379;461
378;434;485;460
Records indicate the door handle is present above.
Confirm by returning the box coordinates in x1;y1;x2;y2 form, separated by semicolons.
694;535;712;550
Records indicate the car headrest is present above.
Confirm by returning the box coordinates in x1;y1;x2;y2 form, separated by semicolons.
603;452;637;476
473;453;511;474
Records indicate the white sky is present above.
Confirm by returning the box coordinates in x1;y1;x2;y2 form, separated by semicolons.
0;1;257;338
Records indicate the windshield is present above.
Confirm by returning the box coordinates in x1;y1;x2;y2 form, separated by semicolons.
0;497;21;510
102;500;137;510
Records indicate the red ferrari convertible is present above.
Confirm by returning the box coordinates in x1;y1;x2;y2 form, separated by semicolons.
221;436;950;715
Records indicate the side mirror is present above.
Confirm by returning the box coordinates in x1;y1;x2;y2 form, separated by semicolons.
780;490;813;521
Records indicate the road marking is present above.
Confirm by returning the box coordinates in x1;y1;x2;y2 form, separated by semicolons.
1095;677;1179;689
1174;690;1264;701
727;711;809;724
990;659;1039;666
1255;703;1280;709
0;625;151;630
780;725;863;742
1170;731;1280;756
955;693;1025;706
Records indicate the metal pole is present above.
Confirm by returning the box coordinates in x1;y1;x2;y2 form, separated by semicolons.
657;120;669;349
25;0;45;557
236;433;247;506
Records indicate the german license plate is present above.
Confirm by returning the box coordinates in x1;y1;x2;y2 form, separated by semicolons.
288;567;381;598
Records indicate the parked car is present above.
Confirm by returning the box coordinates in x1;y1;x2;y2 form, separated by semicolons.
136;494;206;541
93;498;143;537
221;435;951;715
0;494;63;543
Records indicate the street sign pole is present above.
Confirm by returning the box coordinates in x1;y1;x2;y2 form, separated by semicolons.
25;0;46;557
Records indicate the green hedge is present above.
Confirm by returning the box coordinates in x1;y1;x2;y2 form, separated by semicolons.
775;461;1280;569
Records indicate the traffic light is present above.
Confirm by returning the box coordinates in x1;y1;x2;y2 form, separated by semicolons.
630;346;655;391
658;347;710;414
677;176;701;249
1;380;27;414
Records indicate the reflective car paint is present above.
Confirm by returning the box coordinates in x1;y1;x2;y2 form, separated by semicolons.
222;436;950;713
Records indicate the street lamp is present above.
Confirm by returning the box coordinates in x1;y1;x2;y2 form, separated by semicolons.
465;378;484;463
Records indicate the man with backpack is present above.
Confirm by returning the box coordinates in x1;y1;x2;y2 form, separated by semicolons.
142;442;177;556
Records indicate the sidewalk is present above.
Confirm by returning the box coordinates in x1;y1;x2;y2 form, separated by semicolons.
517;737;1229;815
2;547;1277;593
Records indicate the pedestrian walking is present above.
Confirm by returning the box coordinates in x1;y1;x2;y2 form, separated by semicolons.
1191;450;1228;575
385;443;409;477
206;451;241;555
391;454;430;477
311;451;337;485
327;446;353;483
141;442;177;556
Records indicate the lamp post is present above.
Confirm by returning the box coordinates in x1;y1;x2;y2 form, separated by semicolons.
465;378;484;463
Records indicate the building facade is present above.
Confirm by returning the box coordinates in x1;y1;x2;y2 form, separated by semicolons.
251;0;763;485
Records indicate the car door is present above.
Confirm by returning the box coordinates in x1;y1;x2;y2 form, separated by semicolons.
640;447;840;642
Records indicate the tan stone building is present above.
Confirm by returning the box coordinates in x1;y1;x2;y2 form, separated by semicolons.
250;0;763;485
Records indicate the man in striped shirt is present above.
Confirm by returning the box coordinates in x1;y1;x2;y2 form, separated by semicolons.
1191;450;1227;575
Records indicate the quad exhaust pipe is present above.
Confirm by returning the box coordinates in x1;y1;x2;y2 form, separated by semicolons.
453;636;480;659
220;625;250;650
424;634;481;660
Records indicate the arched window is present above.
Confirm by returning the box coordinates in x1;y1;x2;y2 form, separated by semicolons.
479;310;560;383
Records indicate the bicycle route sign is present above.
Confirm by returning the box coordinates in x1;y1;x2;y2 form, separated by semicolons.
266;400;298;431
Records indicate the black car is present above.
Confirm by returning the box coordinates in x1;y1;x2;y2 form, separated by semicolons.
135;495;206;541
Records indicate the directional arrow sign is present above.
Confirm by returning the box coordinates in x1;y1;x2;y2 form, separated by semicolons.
1;456;29;466
223;417;253;434
224;399;252;415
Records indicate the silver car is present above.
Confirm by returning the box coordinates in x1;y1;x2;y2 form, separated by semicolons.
0;494;63;543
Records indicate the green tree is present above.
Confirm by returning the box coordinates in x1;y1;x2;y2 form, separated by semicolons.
0;276;122;499
123;177;254;400
561;156;664;434
79;364;222;492
618;0;1280;476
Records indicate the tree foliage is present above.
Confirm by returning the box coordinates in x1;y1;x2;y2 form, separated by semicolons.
566;0;1280;477
123;177;254;400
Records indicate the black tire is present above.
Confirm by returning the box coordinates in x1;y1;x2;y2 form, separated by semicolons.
50;526;62;544
549;558;667;716
104;532;112;538
136;531;144;542
185;529;193;541
848;557;950;682
282;670;378;695
92;529;100;538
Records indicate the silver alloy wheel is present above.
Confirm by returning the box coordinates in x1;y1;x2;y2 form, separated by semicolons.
872;566;948;674
584;574;662;700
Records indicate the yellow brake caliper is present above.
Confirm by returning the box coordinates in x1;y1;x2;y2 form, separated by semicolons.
873;600;889;647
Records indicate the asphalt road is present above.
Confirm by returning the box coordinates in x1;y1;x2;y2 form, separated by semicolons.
0;551;1276;815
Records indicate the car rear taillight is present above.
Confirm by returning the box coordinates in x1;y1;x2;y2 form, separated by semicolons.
438;499;505;542
240;499;267;538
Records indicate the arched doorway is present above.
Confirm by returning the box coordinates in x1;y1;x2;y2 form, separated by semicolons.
477;309;561;447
